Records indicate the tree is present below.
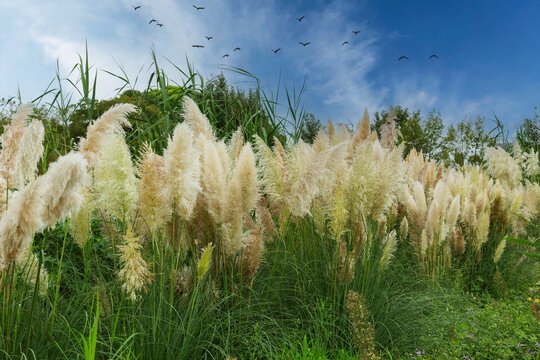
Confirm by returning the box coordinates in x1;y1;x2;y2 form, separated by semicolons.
373;106;443;160
516;109;540;152
299;112;321;144
440;116;495;166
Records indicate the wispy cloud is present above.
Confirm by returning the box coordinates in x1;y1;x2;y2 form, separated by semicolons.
0;0;535;130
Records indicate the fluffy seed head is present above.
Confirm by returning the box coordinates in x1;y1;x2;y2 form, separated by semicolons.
78;104;135;166
135;145;169;237
182;97;215;142
37;152;89;227
117;228;152;301
94;131;137;221
15;119;44;187
0;103;33;188
164;123;202;221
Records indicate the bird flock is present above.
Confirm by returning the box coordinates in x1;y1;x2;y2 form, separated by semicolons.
132;4;439;62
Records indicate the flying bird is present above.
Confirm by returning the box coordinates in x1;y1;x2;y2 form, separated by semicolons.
342;41;349;45
297;16;305;22
429;54;439;59
192;45;205;48
193;5;205;10
149;19;157;24
272;48;281;54
352;30;360;35
205;36;213;40
132;5;141;10
233;47;241;51
157;23;164;27
398;56;409;61
222;54;230;58
299;41;311;46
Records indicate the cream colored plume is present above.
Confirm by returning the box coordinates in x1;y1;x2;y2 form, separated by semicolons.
15;119;44;187
240;217;265;284
358;108;371;141
0;181;44;271
380;107;401;150
525;149;539;178
78;104;136;166
225;143;259;217
228;128;244;167
345;141;406;221
70;187;94;248
0;103;33;188
164;123;201;221
94;131;137;221
484;146;521;188
117;228;152;301
135;145;169;237
36;152;89;227
182;97;215;142
200;138;227;224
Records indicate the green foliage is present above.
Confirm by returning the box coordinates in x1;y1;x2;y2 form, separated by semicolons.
373;107;444;160
517;109;540;153
413;295;540;359
300;113;322;144
440;116;495;165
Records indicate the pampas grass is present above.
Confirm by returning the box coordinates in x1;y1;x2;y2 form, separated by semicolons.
0;103;33;189
182;97;215;143
164;123;201;221
16;119;44;187
78;104;136;166
94;130;137;221
134;144;169;238
117;227;152;301
36;152;88;227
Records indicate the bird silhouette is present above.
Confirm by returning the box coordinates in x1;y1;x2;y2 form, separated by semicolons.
132;5;141;10
429;54;439;59
299;42;311;46
352;30;360;35
157;23;164;27
297;16;305;22
272;48;281;54
149;19;157;24
234;47;241;51
192;45;205;48
342;41;349;45
222;54;230;58
398;56;409;61
193;5;205;10
205;36;213;40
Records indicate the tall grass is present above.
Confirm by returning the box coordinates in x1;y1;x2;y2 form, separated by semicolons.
0;51;538;360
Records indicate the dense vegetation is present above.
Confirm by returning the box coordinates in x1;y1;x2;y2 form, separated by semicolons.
0;54;538;360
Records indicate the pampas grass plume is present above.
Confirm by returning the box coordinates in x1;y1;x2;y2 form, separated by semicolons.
78;104;135;166
226;143;258;216
71;187;94;248
15;119;44;187
0;181;43;271
182;97;215;142
493;239;506;263
94;131;137;221
201;138;227;224
164;123;201;221
118;227;152;301
37;152;89;227
0;103;33;188
358;108;370;141
135;144;168;237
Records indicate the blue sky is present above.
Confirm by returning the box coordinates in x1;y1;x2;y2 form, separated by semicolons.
1;0;539;131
